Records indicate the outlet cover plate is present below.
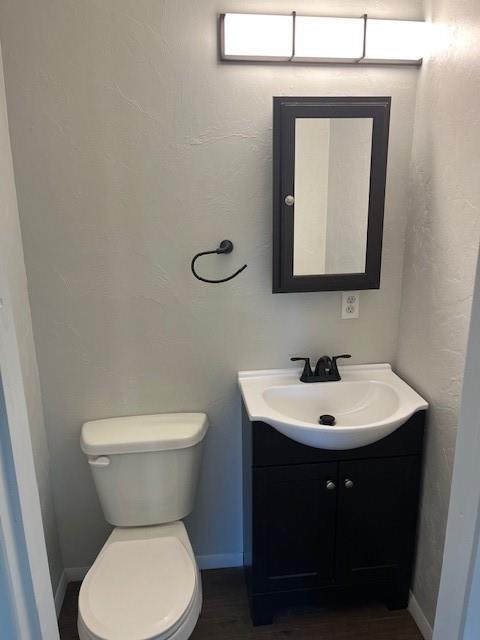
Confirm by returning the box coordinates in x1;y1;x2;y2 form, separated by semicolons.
342;291;360;319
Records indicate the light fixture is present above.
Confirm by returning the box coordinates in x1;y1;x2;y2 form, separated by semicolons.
363;19;427;63
220;13;293;61
220;13;428;65
293;16;364;62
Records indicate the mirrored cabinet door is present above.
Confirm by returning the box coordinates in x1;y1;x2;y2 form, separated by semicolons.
273;97;391;293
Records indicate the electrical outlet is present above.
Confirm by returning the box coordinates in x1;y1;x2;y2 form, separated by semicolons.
342;291;360;319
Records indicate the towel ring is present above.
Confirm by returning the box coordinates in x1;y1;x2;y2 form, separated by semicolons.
191;240;247;284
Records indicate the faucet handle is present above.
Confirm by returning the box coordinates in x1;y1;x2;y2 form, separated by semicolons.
290;357;313;380
331;354;351;373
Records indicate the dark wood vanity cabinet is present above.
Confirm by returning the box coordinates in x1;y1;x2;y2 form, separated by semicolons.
254;462;338;594
242;406;425;625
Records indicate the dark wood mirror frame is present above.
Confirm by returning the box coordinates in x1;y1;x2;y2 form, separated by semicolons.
273;96;391;293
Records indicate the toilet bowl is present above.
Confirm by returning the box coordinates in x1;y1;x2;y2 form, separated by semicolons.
78;413;208;640
78;522;201;640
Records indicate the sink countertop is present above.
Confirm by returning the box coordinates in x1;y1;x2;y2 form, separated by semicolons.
238;364;428;450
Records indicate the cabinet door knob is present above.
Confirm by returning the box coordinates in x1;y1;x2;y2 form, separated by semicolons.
326;480;336;491
344;479;354;489
284;194;295;206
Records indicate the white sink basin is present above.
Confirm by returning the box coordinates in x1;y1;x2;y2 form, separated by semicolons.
238;364;428;450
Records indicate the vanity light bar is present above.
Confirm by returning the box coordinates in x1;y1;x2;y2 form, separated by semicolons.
220;13;427;65
220;13;294;61
364;19;427;63
294;16;365;63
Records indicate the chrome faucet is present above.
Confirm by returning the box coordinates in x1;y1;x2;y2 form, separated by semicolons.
291;355;351;383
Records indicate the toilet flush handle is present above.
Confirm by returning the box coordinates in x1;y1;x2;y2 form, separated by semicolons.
88;455;110;467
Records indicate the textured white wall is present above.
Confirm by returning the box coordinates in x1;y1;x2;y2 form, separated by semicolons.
434;254;480;639
0;43;62;593
396;0;480;626
0;0;421;570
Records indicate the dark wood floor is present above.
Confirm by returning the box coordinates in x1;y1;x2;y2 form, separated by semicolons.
59;568;423;639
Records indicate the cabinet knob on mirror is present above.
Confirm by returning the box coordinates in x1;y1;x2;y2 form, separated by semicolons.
284;194;295;206
344;479;354;489
326;480;336;491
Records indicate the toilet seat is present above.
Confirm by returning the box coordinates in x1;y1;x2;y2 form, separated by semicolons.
78;526;200;640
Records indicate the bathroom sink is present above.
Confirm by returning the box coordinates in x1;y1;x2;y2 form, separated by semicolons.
238;364;428;450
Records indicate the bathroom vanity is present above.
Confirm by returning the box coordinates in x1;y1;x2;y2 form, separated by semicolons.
239;365;427;625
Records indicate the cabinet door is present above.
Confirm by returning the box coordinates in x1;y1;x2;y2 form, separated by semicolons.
336;457;420;586
253;462;337;593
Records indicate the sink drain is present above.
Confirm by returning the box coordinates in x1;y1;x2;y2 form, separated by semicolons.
319;414;336;426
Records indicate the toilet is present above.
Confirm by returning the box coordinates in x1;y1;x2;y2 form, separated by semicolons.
78;412;208;640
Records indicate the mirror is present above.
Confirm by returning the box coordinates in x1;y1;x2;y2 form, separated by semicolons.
273;97;391;293
294;117;372;275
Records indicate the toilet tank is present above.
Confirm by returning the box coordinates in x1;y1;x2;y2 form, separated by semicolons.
81;413;208;527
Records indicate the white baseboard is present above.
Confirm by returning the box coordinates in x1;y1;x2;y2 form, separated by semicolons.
408;591;433;640
196;553;243;570
54;571;68;618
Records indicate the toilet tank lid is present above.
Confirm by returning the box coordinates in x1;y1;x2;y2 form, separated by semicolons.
81;413;208;455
